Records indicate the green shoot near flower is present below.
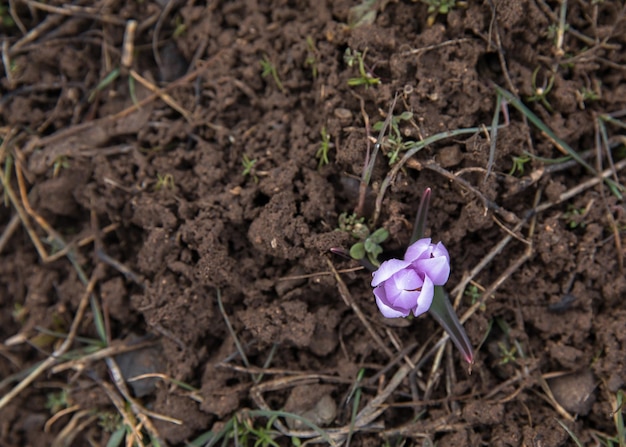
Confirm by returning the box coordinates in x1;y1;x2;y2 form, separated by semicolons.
345;48;380;88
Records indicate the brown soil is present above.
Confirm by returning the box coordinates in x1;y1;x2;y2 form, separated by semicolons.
1;1;625;446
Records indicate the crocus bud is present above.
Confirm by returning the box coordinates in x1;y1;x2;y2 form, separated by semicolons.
371;238;450;318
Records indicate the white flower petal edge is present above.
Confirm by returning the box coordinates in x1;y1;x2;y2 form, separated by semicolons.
375;295;411;318
371;259;410;287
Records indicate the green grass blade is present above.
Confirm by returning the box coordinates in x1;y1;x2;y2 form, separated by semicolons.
485;92;502;183
555;419;584;447
494;85;624;199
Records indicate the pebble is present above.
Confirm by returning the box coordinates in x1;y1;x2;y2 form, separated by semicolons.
548;370;596;415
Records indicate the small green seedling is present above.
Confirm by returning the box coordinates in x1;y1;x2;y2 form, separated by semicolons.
260;54;286;93
344;48;380;88
154;173;175;191
421;0;467;26
372;111;414;164
0;4;15;27
46;389;69;414
337;212;388;266
562;205;587;229
497;341;517;365
241;154;258;182
52;155;70;178
173;15;187;38
526;67;555;112
349;227;389;266
464;284;486;311
576;85;601;109
304;36;319;78
316;126;332;168
508;154;532;176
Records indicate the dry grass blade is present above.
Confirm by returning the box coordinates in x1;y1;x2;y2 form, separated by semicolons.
0;268;100;410
130;69;192;121
326;257;394;358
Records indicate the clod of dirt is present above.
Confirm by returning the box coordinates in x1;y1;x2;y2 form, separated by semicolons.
548;370;596;415
435;145;464;168
284;385;337;430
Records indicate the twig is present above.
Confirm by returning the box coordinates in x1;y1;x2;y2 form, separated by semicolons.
326;257;394;359
0;268;100;410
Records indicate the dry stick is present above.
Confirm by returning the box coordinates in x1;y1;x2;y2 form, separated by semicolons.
326;257;394;359
409;158;521;225
44;404;82;433
105;356;177;442
0;271;99;411
0;166;50;260
249;375;342;444
21;59;211;158
129;69;192;121
44;223;120;263
20;0;126;26
51;338;158;374
51;410;99;447
8;0;27;35
95;378;145;447
8;14;65;55
400;38;473;56
0;214;20;254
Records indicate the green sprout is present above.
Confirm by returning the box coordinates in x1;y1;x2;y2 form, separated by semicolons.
421;0;467;26
234;414;281;447
337;212;388;266
562;205;587;229
173;15;187;38
464;284;486;311
508;154;532;176
52;155;70;178
576;85;601;109
372;111;414;165
304;36;319;78
46;389;69;415
344;48;380;88
241;154;258;182
316;126;332;168
526;67;555;112
0;4;15;27
497;341;517;365
154;173;175;191
260;54;285;93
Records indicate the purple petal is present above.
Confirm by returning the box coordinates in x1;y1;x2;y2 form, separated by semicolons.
371;259;410;287
404;238;432;263
392;268;422;291
413;275;434;317
431;241;450;263
413;256;450;285
375;295;411;318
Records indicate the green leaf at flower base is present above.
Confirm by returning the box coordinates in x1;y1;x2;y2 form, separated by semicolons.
349;242;366;260
369;228;389;244
365;241;382;260
429;286;474;365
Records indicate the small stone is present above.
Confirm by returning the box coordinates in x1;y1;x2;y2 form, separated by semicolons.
436;145;463;167
334;108;353;126
548;370;596;415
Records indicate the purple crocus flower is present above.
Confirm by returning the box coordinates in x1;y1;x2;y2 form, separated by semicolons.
371;238;450;318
